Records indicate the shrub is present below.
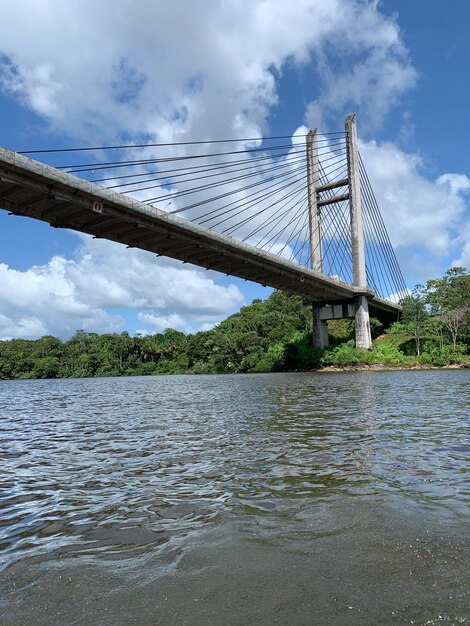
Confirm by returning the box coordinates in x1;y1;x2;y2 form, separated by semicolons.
372;341;406;364
284;331;323;369
321;340;371;365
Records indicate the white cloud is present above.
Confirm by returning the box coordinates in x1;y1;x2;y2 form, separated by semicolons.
0;60;64;117
359;140;470;280
386;289;411;304
436;173;470;195
0;0;416;143
0;312;48;340
305;3;417;131
136;311;212;335
137;312;192;335
451;221;470;271
453;244;470;271
0;236;244;339
2;0;466;336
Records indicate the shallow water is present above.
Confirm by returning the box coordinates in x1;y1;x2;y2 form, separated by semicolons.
0;370;469;625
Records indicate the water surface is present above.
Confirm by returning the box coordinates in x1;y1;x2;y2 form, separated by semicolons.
0;370;469;625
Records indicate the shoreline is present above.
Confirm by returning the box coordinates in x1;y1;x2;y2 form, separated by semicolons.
317;362;469;373
1;362;469;381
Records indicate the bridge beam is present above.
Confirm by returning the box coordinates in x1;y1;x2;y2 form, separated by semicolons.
0;182;20;199
0;145;401;322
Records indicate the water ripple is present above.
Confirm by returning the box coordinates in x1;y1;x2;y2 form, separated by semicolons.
0;370;469;571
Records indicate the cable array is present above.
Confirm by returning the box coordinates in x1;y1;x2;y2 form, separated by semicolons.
19;133;406;303
30;134;339;263
359;153;408;302
284;135;351;278
307;148;407;301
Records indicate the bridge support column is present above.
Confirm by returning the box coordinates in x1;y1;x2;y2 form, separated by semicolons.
307;129;330;348
306;129;322;273
354;295;372;350
312;303;329;348
346;113;372;350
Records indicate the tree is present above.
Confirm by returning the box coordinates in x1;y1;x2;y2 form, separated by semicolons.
400;287;428;355
31;356;61;379
424;267;470;349
425;267;470;314
440;306;470;350
426;316;446;352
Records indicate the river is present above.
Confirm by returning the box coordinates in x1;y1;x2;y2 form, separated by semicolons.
0;370;469;625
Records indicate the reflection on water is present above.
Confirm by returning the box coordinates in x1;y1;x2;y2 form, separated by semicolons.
0;370;469;624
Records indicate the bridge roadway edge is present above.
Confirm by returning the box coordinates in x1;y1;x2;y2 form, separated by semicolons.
0;146;400;322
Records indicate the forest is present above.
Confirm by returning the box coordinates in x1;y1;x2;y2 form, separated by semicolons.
0;267;468;379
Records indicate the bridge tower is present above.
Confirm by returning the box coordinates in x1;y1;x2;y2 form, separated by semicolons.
307;113;372;350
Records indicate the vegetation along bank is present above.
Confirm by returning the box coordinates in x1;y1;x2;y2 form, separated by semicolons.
0;268;468;379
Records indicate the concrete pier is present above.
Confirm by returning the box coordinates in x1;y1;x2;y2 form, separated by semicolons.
306;114;374;349
345;113;372;350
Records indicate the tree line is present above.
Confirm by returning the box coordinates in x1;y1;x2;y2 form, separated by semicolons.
399;267;469;359
0;267;468;380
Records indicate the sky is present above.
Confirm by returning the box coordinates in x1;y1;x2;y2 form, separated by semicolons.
0;0;469;340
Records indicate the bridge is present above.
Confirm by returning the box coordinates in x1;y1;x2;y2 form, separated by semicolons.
0;114;406;349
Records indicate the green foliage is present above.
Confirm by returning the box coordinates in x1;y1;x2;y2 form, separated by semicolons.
284;331;323;369
424;267;470;314
420;344;468;367
31;356;61;379
422;267;470;348
327;319;354;341
0;267;468;378
0;291;315;378
321;340;364;365
400;287;428;355
369;317;384;338
371;340;406;364
385;321;409;336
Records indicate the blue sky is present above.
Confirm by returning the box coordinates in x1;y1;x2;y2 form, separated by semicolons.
0;0;469;339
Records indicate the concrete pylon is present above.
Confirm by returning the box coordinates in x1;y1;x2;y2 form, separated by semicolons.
345;113;372;350
306;128;329;348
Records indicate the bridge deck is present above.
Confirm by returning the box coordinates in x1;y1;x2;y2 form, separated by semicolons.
0;147;400;320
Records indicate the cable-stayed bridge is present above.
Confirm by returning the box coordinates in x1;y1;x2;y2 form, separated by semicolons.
0;114;406;349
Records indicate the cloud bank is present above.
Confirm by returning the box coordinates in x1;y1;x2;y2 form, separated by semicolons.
0;0;415;142
0;0;468;338
0;237;244;339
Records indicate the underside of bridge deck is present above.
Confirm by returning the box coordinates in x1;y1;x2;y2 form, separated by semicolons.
0;146;400;320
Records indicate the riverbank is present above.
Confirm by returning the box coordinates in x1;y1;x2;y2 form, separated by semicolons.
318;362;469;373
0;337;469;380
0;288;468;379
